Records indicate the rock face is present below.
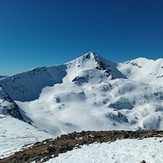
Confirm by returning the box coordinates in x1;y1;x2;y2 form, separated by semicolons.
140;160;146;163
0;86;23;120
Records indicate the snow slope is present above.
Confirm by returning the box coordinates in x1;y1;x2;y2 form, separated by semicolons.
46;137;163;163
0;86;54;158
1;52;163;136
0;65;67;101
0;116;54;158
16;77;163;136
118;57;163;85
0;86;23;119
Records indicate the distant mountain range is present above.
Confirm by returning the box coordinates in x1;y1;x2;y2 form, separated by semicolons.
0;52;163;137
0;75;7;79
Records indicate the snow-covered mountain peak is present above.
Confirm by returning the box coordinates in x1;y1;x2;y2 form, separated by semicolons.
118;57;163;85
68;52;111;66
80;51;108;63
75;51;111;65
124;57;163;69
1;52;163;161
82;51;99;59
65;52;126;84
0;52;163;137
125;57;162;67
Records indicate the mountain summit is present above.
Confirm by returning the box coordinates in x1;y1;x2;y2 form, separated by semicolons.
0;52;125;101
65;52;126;85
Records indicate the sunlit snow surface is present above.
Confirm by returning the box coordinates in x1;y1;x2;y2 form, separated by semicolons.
13;53;163;135
17;78;163;136
46;137;163;163
0;116;54;158
1;52;163;158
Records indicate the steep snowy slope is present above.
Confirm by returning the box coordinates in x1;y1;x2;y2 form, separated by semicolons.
0;116;54;158
17;77;163;135
0;86;23;119
64;52;126;84
118;57;163;85
0;52;163;136
0;86;54;158
0;65;67;101
0;52;125;102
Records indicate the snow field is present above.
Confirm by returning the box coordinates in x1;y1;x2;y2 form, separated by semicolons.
1;52;163;159
46;137;163;163
0;116;54;158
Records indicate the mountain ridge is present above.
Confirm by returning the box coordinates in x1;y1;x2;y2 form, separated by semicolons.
0;52;125;101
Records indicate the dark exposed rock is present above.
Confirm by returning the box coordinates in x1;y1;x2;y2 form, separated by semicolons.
140;160;146;163
0;85;24;120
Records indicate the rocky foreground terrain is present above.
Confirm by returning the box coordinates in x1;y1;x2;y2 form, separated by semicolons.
0;130;163;163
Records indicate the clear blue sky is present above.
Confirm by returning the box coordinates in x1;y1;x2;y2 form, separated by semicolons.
0;0;163;75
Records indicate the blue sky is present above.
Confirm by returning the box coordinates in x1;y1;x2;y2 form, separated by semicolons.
0;0;163;75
